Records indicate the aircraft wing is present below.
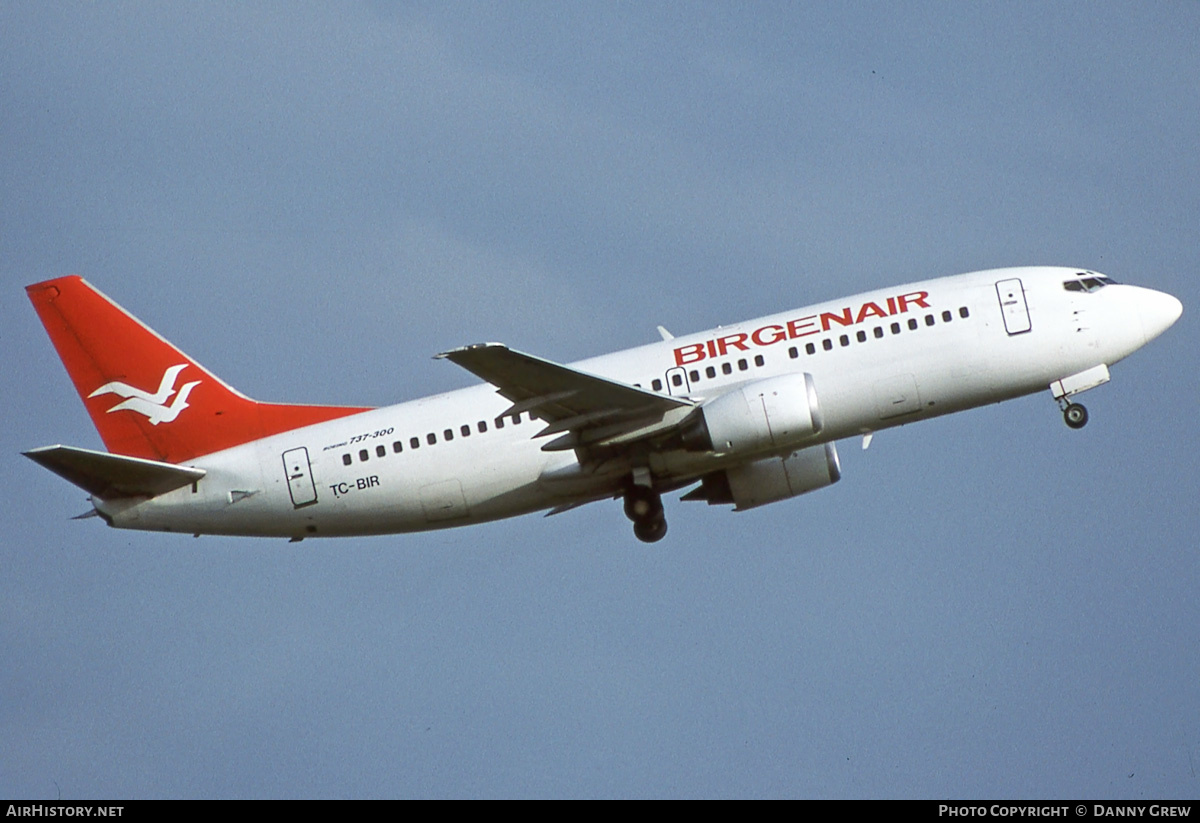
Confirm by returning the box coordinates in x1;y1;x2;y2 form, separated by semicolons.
436;343;694;451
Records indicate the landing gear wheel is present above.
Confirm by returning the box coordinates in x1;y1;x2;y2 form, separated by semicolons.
633;516;668;543
624;485;667;543
623;487;662;522
1064;402;1089;429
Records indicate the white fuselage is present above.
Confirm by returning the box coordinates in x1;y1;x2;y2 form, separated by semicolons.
96;267;1180;538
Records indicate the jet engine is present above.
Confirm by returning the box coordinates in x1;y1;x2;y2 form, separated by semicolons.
680;373;823;455
682;442;841;510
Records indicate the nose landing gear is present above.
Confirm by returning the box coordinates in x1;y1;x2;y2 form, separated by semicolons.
1051;366;1109;430
624;485;668;543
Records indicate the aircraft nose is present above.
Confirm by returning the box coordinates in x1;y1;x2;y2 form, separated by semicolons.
1138;288;1183;345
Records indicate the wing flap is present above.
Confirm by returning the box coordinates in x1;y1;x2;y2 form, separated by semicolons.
24;444;206;499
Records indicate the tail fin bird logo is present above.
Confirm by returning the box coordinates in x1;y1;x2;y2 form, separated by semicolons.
88;364;201;425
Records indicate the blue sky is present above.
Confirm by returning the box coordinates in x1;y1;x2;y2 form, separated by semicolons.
3;2;1198;798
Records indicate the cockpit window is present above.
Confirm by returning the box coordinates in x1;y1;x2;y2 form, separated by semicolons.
1063;275;1117;293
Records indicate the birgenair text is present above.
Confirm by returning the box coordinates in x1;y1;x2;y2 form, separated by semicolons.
673;291;932;366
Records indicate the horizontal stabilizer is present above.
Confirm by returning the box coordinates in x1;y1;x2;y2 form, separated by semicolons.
24;445;206;499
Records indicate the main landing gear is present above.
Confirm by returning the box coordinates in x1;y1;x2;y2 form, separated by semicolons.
1059;400;1089;429
624;485;668;543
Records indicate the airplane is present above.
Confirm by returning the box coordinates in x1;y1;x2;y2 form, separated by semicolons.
24;267;1181;543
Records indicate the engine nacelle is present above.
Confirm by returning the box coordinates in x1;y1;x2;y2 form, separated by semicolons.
683;442;841;510
681;373;823;455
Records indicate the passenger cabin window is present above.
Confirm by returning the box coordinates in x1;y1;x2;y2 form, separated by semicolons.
376;445;386;458
822;339;833;351
689;370;700;383
806;342;816;355
461;424;471;437
942;310;952;322
444;428;454;441
857;330;867;343
788;347;798;359
959;306;970;318
738;359;748;371
874;327;884;339
477;421;487;433
706;366;717;378
392;441;403;453
359;449;369;462
722;363;732;375
672;373;684;387
410;437;420;450
342;454;352;466
652;379;663;391
908;318;918;331
427;433;437;445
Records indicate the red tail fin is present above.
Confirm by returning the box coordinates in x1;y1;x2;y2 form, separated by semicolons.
27;276;371;463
